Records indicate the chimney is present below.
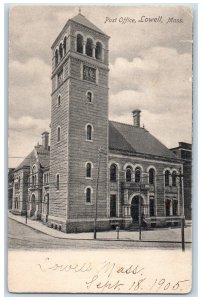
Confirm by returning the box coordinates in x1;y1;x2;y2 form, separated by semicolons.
132;109;141;127
41;131;49;150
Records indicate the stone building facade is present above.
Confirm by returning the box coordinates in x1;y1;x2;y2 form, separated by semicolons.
11;12;186;232
11;132;50;219
170;142;192;220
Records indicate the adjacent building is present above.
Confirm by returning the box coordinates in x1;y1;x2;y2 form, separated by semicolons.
170;142;192;220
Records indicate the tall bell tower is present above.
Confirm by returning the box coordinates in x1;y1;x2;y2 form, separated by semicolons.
49;11;110;232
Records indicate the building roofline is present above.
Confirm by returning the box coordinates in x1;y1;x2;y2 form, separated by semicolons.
109;148;183;164
109;120;147;131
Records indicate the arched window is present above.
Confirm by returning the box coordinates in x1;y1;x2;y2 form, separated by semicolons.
86;187;91;203
126;166;132;182
172;171;177;186
59;43;63;60
135;167;141;183
57;94;61;106
63;36;67;55
110;164;117;182
76;34;83;53
86;91;93;103
95;42;102;60
57;126;61;142
86;38;93;57
86;125;92;141
149;168;155;184
56;174;60;190
86;163;92;178
55;49;58;67
165;170;170;186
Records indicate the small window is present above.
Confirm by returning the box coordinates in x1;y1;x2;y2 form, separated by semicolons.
77;34;83;53
86;91;93;103
149;168;155;184
57;95;61;106
63;36;67;55
165;170;170;186
135;167;141;183
86;38;93;57
86;187;91;203
55;49;58;67
57;127;61;142
86;163;92;178
95;42;103;60
56;174;60;190
59;43;63;60
172;171;177;186
126;167;132;182
86;125;92;141
110;164;117;182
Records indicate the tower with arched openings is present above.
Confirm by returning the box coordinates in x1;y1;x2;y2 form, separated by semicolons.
49;11;109;232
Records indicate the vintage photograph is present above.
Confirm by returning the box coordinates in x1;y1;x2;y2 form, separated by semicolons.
8;5;193;294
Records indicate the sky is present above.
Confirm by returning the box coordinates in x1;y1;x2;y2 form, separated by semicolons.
8;5;193;168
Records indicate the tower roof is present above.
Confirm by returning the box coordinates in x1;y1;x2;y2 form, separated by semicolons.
52;11;109;49
70;13;107;36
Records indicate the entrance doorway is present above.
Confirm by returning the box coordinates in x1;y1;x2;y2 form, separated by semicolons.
131;195;144;222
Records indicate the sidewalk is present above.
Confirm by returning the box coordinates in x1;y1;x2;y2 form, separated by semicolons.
8;212;192;243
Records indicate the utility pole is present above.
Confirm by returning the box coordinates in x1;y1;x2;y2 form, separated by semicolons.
178;167;185;251
94;149;101;239
139;183;142;241
25;197;28;224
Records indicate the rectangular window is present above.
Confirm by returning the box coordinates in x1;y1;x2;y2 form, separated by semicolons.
173;200;178;216
110;195;117;217
149;197;155;217
56;174;60;190
57;127;61;142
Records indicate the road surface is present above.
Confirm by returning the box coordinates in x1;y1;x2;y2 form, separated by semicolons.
8;218;191;250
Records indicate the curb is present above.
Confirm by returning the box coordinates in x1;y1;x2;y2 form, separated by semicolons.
8;215;192;244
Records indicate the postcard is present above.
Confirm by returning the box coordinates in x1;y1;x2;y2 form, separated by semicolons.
8;5;193;294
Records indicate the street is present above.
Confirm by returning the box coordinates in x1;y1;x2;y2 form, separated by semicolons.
8;218;191;250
